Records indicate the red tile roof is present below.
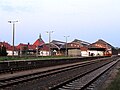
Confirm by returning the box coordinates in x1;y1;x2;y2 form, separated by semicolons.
39;44;49;51
17;43;27;49
33;39;45;47
17;43;36;50
0;42;13;51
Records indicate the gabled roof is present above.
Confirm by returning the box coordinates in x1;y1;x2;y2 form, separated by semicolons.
33;39;45;47
17;43;36;50
50;41;81;50
33;34;45;47
0;42;13;51
0;42;19;51
39;44;49;51
90;39;113;48
17;43;27;49
94;39;113;47
72;39;90;47
88;39;113;51
16;34;49;51
28;44;36;50
51;40;66;49
51;40;65;45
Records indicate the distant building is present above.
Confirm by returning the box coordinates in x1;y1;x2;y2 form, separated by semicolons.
72;39;90;57
80;47;89;57
50;40;81;56
16;34;49;56
0;42;18;56
67;42;81;56
33;34;49;56
72;39;90;47
17;43;36;56
88;39;117;56
0;36;117;57
33;34;45;47
50;40;65;56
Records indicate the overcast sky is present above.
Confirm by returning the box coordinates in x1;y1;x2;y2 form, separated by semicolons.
0;0;120;47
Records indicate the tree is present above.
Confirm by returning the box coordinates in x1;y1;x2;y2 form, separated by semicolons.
21;46;28;55
0;45;7;56
0;46;1;56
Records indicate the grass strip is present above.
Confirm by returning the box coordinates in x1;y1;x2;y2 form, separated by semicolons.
0;56;76;61
105;69;120;90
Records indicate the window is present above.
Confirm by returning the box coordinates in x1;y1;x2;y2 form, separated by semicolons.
71;44;73;46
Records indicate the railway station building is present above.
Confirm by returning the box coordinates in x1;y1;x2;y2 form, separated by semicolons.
71;39;90;57
49;40;81;56
0;35;118;57
0;41;19;56
16;34;49;56
88;39;117;56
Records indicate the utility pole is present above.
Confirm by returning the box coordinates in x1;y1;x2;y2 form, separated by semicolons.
8;20;18;57
46;31;54;56
64;36;70;56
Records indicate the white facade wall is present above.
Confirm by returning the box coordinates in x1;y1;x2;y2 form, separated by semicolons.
88;50;104;56
81;51;89;57
39;51;49;56
7;50;19;56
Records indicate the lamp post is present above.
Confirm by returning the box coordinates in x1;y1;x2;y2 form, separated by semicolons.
46;31;54;56
64;36;70;56
36;46;39;57
8;20;18;57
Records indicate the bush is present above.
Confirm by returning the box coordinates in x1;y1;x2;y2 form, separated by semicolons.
0;45;7;56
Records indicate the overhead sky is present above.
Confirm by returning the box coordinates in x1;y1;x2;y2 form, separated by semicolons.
0;0;120;47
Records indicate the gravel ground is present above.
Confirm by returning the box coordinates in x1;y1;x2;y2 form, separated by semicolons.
101;60;120;90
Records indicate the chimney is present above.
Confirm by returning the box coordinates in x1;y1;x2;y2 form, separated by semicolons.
39;33;43;42
28;42;30;45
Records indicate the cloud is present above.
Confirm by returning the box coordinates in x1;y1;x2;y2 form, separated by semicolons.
0;0;41;13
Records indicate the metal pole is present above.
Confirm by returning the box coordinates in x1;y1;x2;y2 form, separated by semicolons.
12;23;15;57
36;46;38;57
46;31;54;56
66;37;67;56
49;32;51;56
64;36;69;56
8;21;18;57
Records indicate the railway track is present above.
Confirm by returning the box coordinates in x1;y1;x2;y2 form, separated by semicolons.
0;57;119;90
51;58;119;90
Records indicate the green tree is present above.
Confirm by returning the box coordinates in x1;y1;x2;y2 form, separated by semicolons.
1;45;7;56
0;46;1;56
22;46;28;55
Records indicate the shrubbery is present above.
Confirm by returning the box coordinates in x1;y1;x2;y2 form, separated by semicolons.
0;45;7;56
